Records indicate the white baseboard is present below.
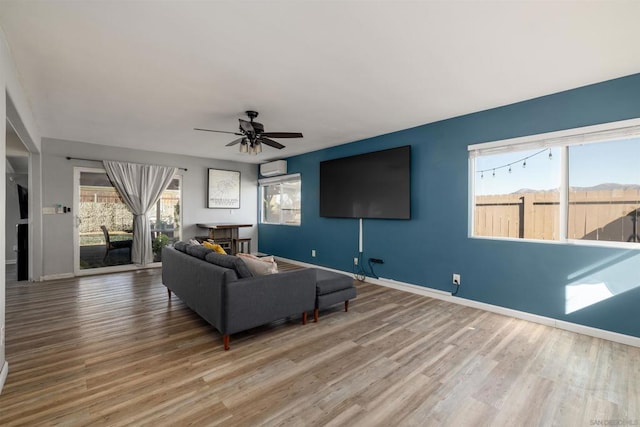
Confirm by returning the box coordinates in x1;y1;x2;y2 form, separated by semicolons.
39;272;75;281
5;259;16;265
276;257;640;348
0;361;8;395
39;263;162;281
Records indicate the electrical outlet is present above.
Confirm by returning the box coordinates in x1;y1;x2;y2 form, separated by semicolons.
453;274;461;285
311;249;316;257
354;257;358;266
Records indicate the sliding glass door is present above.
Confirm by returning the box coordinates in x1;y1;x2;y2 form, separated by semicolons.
75;168;134;272
74;168;181;273
149;176;182;261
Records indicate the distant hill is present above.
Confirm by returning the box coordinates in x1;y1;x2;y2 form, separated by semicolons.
570;183;640;191
511;183;640;194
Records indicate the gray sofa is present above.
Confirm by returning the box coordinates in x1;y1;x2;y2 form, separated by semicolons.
161;242;316;350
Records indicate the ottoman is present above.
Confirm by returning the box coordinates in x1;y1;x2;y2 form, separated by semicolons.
313;269;357;322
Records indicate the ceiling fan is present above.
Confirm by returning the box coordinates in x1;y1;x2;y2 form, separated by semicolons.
194;110;303;154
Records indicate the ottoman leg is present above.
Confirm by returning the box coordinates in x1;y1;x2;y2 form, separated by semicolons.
345;300;349;312
302;312;307;325
314;308;319;323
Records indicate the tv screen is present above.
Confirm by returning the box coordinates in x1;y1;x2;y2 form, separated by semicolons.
320;145;411;219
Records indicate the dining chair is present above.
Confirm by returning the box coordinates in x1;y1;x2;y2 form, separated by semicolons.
101;225;133;262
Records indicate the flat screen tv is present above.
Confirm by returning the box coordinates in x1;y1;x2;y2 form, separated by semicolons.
320;145;411;219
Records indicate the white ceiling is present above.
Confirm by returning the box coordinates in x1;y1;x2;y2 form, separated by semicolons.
1;1;639;164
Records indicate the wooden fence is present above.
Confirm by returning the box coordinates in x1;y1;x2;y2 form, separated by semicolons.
79;187;180;233
475;189;640;242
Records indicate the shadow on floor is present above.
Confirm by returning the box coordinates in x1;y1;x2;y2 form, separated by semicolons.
80;245;132;270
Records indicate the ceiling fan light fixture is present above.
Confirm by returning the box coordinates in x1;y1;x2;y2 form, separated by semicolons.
195;110;303;155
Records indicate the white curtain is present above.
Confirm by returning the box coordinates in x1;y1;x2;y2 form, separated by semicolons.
103;160;177;265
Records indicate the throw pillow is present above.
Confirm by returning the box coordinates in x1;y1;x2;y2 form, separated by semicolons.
237;254;278;276
188;239;201;246
202;241;226;254
237;253;274;263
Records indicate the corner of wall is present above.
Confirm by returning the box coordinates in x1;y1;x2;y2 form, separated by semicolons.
0;361;8;395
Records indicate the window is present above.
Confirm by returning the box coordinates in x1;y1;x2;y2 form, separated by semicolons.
149;175;182;243
568;138;639;244
469;119;640;247
259;174;301;225
474;147;560;240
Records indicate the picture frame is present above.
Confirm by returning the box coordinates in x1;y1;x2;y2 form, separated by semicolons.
207;168;241;208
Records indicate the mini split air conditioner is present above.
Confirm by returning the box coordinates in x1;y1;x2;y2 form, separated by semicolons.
260;160;287;177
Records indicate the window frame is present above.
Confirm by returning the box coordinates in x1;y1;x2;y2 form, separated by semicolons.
259;173;302;226
468;118;640;250
148;174;182;243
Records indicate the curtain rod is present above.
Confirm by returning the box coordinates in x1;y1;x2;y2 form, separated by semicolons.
66;156;188;172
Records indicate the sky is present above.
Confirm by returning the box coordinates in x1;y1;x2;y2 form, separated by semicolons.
474;137;640;196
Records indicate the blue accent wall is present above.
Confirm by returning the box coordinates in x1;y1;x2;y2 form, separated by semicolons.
259;73;640;338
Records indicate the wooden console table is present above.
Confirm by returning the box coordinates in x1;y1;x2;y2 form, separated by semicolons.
196;223;252;255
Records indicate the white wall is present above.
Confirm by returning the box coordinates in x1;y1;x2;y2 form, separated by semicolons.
1;26;42;393
41;138;259;277
0;47;6;392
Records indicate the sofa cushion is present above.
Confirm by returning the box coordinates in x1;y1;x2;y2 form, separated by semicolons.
315;269;354;295
205;252;253;279
186;244;213;260
173;241;188;252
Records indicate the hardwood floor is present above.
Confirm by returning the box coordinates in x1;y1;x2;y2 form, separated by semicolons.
1;267;639;426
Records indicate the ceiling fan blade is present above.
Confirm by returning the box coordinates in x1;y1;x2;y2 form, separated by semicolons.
225;137;245;147
239;119;254;133
194;128;243;136
260;137;285;149
260;132;303;138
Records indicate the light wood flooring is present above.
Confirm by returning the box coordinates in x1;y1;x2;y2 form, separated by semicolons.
1;267;639;426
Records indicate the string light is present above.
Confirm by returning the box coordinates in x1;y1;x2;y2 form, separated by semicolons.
476;148;552;176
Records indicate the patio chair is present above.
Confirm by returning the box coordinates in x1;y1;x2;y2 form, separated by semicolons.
101;225;133;262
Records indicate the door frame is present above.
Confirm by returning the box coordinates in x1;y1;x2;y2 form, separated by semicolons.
73;167;137;276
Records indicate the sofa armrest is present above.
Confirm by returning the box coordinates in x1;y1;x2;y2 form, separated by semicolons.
223;268;316;335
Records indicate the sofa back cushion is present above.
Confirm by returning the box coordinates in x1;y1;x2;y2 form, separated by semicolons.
173;241;189;252
186;244;213;260
205;252;253;279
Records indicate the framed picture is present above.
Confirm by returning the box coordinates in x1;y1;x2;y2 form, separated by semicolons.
208;168;241;208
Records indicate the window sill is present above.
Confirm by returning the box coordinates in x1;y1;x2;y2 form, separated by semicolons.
468;235;640;250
